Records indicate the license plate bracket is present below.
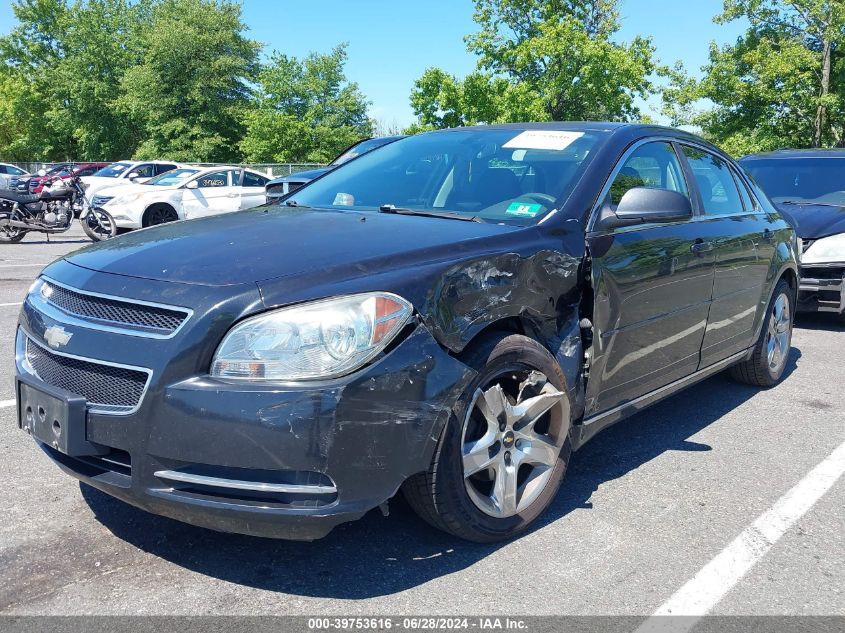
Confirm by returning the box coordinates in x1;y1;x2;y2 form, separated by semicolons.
17;374;105;457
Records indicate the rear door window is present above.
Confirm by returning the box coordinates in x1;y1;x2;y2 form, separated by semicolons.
681;147;744;216
154;163;177;175
242;171;268;188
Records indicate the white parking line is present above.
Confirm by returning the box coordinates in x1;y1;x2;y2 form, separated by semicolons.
0;302;21;307
636;438;845;633
0;399;16;409
0;263;48;268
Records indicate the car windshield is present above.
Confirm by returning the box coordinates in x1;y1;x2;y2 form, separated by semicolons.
45;165;70;176
146;168;198;186
93;162;133;178
332;138;395;166
289;128;604;224
741;157;845;205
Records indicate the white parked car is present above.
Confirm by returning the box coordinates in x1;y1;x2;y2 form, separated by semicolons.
0;162;30;189
81;160;180;199
95;166;271;230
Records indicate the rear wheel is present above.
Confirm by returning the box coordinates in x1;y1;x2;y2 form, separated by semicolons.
143;204;178;227
403;334;572;542
0;209;27;243
0;225;26;243
730;279;794;386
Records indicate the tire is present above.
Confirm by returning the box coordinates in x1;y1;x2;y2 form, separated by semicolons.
143;204;178;227
730;279;794;387
0;227;26;243
403;333;572;542
81;208;118;241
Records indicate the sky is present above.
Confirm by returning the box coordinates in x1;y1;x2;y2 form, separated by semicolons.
0;0;748;127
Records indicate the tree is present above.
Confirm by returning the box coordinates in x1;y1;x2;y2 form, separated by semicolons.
119;0;260;162
241;44;372;163
1;0;148;160
408;0;659;129
663;1;845;153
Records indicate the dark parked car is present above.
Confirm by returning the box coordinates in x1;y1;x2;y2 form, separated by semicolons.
16;123;798;542
264;136;406;202
739;149;845;321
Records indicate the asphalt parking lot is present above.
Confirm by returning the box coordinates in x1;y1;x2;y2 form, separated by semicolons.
0;225;842;617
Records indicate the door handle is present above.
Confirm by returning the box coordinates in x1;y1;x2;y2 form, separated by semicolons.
227;193;238;198
691;240;714;255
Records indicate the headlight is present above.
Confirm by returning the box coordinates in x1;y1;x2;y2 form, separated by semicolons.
111;193;144;206
210;292;413;380
803;233;845;265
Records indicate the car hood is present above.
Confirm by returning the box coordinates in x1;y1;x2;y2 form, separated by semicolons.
62;206;521;287
81;176;128;194
268;168;331;185
775;202;845;240
96;182;178;199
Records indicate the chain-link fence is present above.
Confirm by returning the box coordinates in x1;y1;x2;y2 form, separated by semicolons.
3;161;325;177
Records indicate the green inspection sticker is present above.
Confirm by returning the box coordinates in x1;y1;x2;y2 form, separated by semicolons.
506;202;543;217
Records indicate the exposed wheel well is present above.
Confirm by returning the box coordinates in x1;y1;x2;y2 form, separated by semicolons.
780;267;798;293
142;203;178;227
461;317;527;352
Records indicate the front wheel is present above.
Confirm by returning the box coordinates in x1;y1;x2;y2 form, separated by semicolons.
730;279;794;386
403;334;572;542
81;208;117;241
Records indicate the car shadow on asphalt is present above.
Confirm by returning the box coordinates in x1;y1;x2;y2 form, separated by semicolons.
80;347;802;599
795;312;844;332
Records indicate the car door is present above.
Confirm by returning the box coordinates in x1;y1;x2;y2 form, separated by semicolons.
678;145;777;367
180;170;239;219
239;170;269;210
585;140;715;415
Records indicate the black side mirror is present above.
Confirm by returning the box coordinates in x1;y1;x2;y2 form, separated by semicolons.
600;187;693;230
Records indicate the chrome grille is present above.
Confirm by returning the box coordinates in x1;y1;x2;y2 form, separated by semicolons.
25;335;150;414
91;194;113;207
42;280;188;335
266;183;286;197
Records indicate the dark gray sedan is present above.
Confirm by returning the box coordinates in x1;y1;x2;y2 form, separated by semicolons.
16;123;797;543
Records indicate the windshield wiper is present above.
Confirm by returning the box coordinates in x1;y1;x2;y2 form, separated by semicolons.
378;204;483;223
780;200;842;208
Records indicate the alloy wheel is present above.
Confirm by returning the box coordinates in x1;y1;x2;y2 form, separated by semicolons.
765;294;791;373
461;370;566;518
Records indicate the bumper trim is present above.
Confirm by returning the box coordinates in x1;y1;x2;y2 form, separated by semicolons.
153;469;338;495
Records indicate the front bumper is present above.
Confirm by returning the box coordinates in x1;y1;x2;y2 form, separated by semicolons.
16;264;474;540
797;265;845;315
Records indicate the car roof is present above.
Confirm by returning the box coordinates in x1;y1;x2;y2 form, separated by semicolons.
431;121;711;145
739;148;845;160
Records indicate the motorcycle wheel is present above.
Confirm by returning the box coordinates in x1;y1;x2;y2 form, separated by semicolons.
81;207;118;241
0;226;26;243
0;210;27;243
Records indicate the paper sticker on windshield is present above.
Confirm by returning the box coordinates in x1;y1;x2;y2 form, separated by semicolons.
506;202;543;217
503;130;584;151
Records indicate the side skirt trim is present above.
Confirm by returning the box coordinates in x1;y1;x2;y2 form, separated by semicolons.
573;349;749;450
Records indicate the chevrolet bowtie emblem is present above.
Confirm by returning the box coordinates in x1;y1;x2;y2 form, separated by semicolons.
44;325;72;349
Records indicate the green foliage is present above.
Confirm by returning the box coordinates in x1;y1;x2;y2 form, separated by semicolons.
663;0;845;153
240;45;372;163
409;0;659;128
119;0;260;162
0;0;368;162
